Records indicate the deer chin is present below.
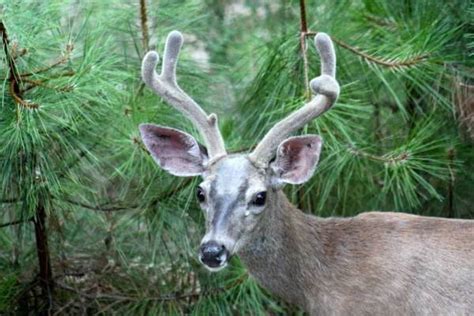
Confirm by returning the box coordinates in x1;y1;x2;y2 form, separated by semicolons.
203;262;228;272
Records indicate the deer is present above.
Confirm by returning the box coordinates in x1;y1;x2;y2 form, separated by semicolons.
138;30;474;315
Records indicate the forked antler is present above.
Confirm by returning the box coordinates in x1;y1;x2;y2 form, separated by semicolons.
141;31;227;160
249;33;340;166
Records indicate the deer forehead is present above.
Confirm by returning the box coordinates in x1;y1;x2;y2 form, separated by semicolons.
204;155;266;198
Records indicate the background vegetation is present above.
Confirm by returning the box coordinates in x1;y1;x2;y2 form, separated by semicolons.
0;0;472;314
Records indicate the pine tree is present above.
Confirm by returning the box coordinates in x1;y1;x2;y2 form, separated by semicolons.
0;0;472;314
1;1;131;312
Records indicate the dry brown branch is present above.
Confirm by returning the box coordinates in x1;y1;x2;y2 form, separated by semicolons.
299;0;311;99
139;0;150;53
20;43;74;77
1;21;39;109
22;78;73;92
132;136;149;153
454;81;474;139
8;81;39;108
446;148;455;218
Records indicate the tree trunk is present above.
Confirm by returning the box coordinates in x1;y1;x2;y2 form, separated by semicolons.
34;202;54;313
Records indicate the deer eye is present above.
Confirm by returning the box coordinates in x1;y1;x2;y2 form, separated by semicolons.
253;191;267;206
196;187;206;203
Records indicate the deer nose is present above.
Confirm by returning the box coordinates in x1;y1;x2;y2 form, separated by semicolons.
199;241;229;268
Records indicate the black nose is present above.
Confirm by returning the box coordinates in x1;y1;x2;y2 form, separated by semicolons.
199;241;229;268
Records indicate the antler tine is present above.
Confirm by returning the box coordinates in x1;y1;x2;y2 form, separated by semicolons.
141;31;227;160
317;33;336;77
249;32;340;166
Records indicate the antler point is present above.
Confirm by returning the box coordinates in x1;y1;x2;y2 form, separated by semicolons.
314;33;331;49
208;113;218;125
144;51;159;63
167;30;184;44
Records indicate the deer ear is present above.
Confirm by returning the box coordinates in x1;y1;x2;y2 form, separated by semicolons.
270;135;323;185
139;124;208;176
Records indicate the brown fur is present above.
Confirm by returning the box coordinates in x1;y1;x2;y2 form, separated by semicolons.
239;190;474;315
140;30;473;316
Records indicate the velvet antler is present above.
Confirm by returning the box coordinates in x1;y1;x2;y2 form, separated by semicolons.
141;31;227;160
249;33;340;166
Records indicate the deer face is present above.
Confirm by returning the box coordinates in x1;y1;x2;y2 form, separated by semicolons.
139;30;337;272
139;125;323;271
197;155;268;271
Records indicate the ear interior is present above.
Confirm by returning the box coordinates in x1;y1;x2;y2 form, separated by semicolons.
139;124;208;176
270;135;323;185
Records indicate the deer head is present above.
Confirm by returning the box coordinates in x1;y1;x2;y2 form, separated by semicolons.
139;31;339;271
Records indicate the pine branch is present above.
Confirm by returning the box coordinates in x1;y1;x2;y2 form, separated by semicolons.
133;136;149;153
33;202;54;309
139;0;150;53
57;142;101;180
347;144;410;165
1;22;75;110
446;148;455;218
299;0;311;100
134;0;151;99
22;78;73;93
0;198;19;204
56;273;247;303
304;32;429;69
61;198;138;212
333;37;429;68
20;43;73;77
0;217;33;228
8;81;39;109
1;21;39;109
363;13;396;28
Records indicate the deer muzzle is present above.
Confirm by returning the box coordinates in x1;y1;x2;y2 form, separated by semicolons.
199;241;230;270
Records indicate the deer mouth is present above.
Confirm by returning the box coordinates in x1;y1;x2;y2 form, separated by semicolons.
202;261;228;272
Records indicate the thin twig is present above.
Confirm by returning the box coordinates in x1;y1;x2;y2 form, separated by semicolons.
57;282;137;301
348;145;409;164
57;141;100;180
1;21;38;109
44;70;76;80
363;13;395;28
299;0;311;100
22;78;73;92
33;202;54;309
1;22;20;80
333;37;428;68
0;198;19;204
10;41;28;59
446;148;455;218
0;217;33;228
139;0;150;53
62;198;138;212
133;136;149;153
57;273;247;303
8;80;39;108
20;44;73;77
144;177;195;211
305;32;428;68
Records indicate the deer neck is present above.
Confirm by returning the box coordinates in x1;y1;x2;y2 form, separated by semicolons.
237;189;327;308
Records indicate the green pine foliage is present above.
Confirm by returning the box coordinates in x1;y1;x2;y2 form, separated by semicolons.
238;0;473;216
0;0;472;314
